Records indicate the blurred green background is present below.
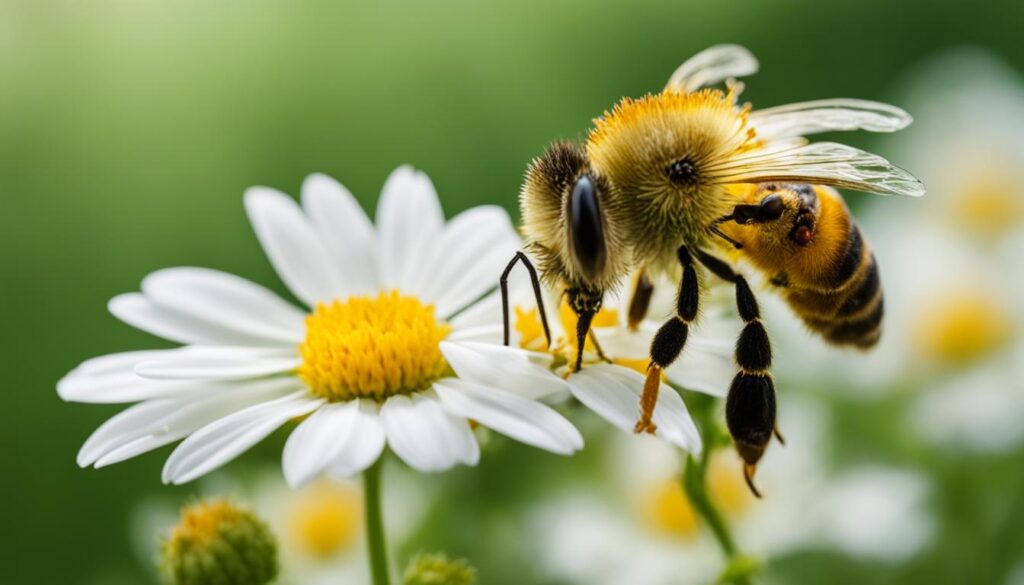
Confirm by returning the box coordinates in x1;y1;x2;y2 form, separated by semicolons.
3;0;1023;583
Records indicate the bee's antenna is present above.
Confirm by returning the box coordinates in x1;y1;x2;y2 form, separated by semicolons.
500;251;552;348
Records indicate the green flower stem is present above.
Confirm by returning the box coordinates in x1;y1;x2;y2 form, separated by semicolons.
683;453;738;557
682;394;755;585
364;458;392;585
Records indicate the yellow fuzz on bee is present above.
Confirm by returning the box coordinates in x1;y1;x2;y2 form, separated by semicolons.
644;455;751;539
298;291;451;402
163;499;278;585
913;291;1013;365
288;481;361;558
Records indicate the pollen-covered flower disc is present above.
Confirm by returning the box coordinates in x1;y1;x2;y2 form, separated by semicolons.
59;167;583;486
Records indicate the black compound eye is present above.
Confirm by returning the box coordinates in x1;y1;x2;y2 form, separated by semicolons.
569;174;607;280
759;195;785;220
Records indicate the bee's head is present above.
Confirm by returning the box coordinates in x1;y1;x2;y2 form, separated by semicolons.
519;141;631;294
744;183;822;249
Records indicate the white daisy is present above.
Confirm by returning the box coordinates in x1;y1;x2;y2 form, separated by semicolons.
59;167;584;486
532;401;934;585
472;273;737;454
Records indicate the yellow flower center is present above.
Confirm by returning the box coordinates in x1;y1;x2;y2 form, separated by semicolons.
288;482;361;558
298;290;451;402
643;455;752;539
951;176;1023;236
513;302;624;367
912;291;1014;366
170;500;243;547
514;306;550;352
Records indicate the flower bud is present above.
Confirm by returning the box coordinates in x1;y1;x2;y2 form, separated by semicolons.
402;552;477;585
161;499;279;585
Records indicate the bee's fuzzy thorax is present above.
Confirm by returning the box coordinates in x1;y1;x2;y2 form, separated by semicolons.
585;89;757;276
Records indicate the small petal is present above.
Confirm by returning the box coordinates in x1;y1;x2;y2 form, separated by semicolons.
141;267;306;344
109;293;267;346
568;365;701;453
244;186;345;307
162;390;323;484
376;166;444;293
283;399;385;487
380;393;479;472
135;352;301;381
326;400;387;479
440;341;566;401
435;378;583;455
77;378;298;467
417;206;521;317
301;173;379;296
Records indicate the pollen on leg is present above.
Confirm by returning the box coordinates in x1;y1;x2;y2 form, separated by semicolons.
298;291;452;402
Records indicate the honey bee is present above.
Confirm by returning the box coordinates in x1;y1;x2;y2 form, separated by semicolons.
502;45;923;495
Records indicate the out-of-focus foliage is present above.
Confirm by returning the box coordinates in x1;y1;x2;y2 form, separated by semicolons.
3;0;1023;583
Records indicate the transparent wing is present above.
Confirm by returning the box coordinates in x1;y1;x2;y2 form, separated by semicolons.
664;44;759;93
750;99;913;139
708;142;925;197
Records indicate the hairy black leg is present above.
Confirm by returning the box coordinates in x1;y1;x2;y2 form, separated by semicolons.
500;252;551;348
627;270;655;331
636;246;699;435
694;249;777;498
588;330;613;364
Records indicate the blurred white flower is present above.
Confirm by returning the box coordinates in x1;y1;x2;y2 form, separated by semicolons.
60;167;584;485
531;401;934;585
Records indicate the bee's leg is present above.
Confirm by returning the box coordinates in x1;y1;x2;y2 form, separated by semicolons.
636;245;699;435
588;330;614;364
627;269;655;331
694;249;776;498
500;251;552;348
567;287;604;372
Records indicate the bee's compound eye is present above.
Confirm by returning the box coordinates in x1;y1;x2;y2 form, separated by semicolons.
793;225;813;246
760;195;785;220
569;175;607;280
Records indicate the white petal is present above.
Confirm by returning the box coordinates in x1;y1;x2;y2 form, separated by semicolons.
568;365;701;453
301;173;379;296
282;399;386;487
380;393;479;472
435;378;582;455
77;378;298;467
664;341;734;397
109;293;271;346
59;347;298;402
162;390;323;484
244;186;345;307
135;354;300;381
326;400;387;479
440;341;567;401
375;166;444;293
141;267;305;344
417;206;521;317
664;44;758;93
60;364;206;404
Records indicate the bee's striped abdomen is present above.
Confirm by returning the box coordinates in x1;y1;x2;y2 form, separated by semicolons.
788;224;884;348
